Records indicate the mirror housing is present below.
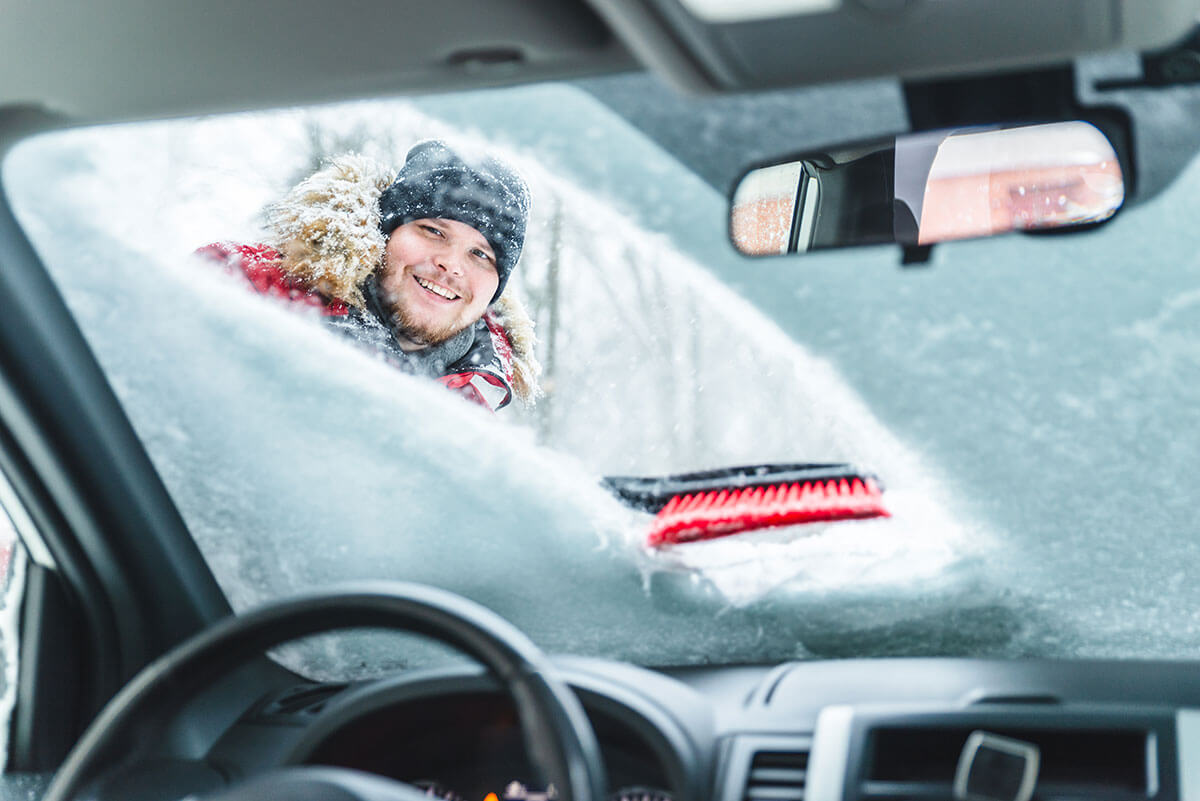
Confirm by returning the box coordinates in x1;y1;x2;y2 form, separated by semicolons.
730;121;1124;256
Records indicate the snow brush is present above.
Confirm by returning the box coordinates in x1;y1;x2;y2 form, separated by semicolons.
601;463;889;547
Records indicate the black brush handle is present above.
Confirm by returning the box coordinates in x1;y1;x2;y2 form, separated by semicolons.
601;462;883;513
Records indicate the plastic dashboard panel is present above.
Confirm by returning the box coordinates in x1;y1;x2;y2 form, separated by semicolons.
205;658;716;801
803;705;1174;801
200;657;1200;801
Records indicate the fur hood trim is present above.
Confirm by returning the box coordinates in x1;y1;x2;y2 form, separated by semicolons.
266;153;542;405
265;154;393;308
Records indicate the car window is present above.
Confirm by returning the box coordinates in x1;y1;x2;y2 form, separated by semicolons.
0;476;34;779
4;79;1200;680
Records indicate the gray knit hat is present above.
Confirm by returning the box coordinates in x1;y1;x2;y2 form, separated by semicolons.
378;140;531;304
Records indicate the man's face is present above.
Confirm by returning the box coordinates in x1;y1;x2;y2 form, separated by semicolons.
378;218;500;350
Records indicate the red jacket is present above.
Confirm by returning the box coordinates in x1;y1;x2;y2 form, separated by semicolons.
198;242;517;411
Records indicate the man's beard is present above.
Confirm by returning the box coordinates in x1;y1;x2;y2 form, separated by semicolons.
389;298;469;348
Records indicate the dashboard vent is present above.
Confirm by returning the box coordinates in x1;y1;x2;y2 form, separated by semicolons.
743;750;809;801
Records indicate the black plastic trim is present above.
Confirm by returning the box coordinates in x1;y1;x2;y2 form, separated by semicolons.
11;561;87;771
841;704;1177;801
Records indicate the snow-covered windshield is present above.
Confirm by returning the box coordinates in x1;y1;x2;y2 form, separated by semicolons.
5;78;1200;676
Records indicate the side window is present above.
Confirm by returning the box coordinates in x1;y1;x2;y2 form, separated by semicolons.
0;472;52;794
0;507;19;762
0;494;26;772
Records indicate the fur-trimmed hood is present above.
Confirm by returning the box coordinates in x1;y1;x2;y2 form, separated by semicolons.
264;154;541;404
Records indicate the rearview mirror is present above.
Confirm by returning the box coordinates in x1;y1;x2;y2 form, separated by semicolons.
730;121;1124;257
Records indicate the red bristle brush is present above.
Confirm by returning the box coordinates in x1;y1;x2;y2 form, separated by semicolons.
602;463;890;546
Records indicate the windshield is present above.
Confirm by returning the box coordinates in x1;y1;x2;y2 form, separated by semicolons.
5;77;1200;677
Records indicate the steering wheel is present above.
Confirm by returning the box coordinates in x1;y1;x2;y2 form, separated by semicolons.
42;583;607;801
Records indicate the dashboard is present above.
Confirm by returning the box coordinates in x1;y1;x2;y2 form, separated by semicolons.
296;690;673;801
203;656;1200;801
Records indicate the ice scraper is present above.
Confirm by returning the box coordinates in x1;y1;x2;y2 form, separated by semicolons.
602;463;889;546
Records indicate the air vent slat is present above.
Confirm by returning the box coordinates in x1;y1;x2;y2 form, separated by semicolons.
745;788;805;801
749;768;807;784
743;749;809;801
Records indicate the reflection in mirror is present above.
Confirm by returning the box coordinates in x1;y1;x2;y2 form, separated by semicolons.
918;123;1123;244
729;161;809;256
730;121;1124;256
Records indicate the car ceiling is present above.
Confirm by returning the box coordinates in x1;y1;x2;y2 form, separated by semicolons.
6;1;1200;206
7;0;1200;124
0;0;634;123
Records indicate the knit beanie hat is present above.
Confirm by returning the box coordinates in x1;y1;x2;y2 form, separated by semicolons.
378;140;531;304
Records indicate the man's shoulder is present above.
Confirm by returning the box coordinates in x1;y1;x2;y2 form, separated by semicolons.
197;242;285;287
195;241;349;315
197;241;282;263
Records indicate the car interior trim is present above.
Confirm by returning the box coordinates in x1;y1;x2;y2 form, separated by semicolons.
802;705;853;801
1177;710;1200;801
0;467;54;569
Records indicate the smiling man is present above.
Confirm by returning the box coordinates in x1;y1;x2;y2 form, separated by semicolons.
201;140;540;411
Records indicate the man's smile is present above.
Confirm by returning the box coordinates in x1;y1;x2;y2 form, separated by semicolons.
414;274;461;302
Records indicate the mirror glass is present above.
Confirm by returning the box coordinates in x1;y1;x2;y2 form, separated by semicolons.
731;121;1124;256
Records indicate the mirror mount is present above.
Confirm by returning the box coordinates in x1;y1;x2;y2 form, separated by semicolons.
900;244;933;267
1097;26;1200;90
904;67;1080;130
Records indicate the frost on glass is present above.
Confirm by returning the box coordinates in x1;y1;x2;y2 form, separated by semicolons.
0;772;52;800
3;93;1019;679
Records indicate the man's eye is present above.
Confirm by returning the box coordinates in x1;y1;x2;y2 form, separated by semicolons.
472;249;493;263
421;225;444;237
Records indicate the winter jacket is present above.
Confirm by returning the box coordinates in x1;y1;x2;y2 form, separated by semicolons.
196;155;540;412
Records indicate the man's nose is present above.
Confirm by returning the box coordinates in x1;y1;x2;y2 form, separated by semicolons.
433;247;465;276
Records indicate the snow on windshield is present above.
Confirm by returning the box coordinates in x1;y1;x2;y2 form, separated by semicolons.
4;93;1006;676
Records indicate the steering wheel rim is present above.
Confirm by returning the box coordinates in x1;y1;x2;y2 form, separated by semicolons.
43;582;607;801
